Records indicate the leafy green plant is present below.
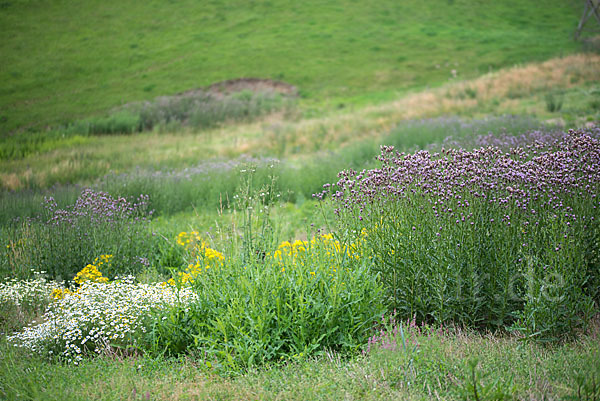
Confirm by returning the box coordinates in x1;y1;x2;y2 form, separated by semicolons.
457;358;514;401
233;164;280;263
144;236;385;372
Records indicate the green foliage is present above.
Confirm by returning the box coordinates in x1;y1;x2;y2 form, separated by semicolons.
149;238;187;278
143;245;384;372
71;111;142;136
457;358;514;400
0;130;92;161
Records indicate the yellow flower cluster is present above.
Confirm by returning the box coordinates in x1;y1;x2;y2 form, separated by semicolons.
73;255;112;285
266;232;367;279
168;232;224;286
269;233;364;265
176;231;205;249
51;287;73;300
51;255;112;300
167;230;367;285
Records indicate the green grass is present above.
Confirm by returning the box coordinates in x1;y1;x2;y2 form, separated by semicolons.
0;0;583;134
1;320;599;400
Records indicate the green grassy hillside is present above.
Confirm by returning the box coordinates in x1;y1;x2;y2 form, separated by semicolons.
0;0;582;134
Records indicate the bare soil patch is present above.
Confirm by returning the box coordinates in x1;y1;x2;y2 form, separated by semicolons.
181;78;298;98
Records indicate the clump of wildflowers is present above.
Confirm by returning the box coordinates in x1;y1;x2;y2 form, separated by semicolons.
168;232;224;285
48;255;112;300
2;189;153;281
321;129;600;340
8;276;198;364
73;255;112;285
148;230;385;368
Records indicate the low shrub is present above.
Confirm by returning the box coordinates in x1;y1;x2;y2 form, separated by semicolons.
132;89;292;133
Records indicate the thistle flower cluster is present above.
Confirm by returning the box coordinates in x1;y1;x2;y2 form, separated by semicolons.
325;130;599;229
43;188;151;226
8;277;198;364
7;189;155;280
317;129;600;337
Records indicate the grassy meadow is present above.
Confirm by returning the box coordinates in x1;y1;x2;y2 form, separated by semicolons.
0;0;585;134
1;0;600;400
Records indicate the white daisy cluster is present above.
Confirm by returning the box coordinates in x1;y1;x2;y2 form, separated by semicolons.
7;276;197;364
0;271;62;310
